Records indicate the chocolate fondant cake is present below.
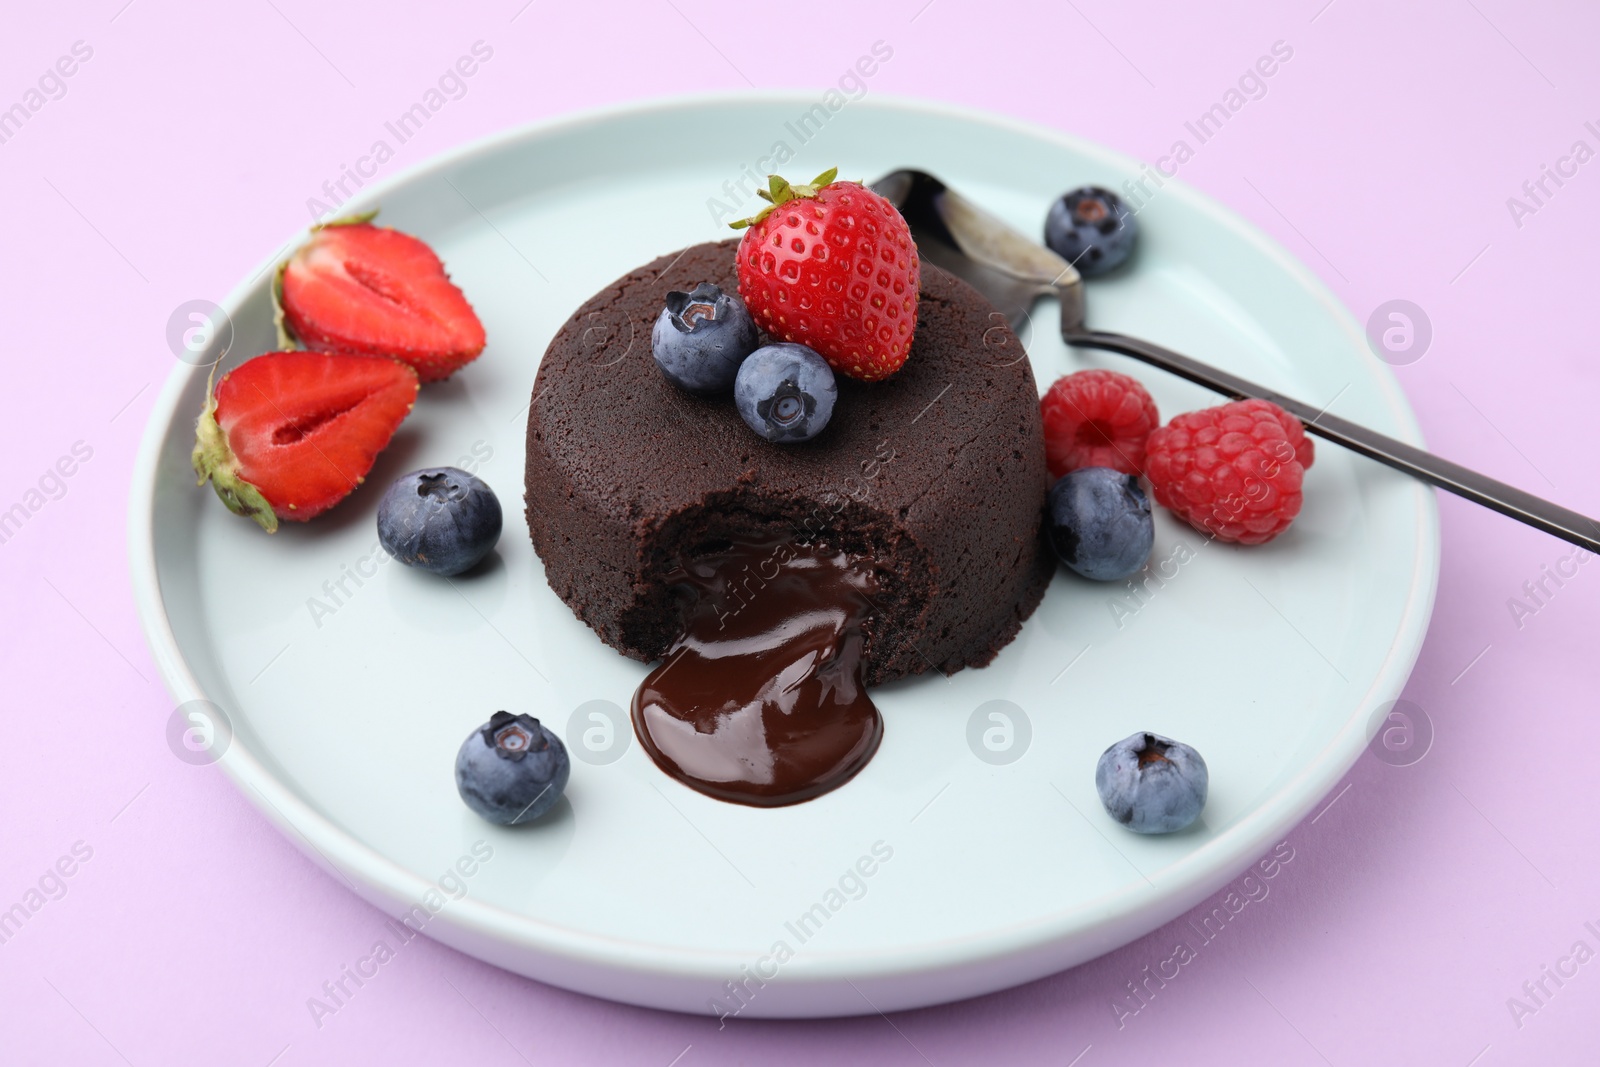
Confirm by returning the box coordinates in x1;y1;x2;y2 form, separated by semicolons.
523;239;1051;686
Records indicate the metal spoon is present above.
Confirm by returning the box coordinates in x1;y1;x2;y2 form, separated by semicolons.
872;169;1600;553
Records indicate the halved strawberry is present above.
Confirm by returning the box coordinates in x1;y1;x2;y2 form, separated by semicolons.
192;351;419;532
277;212;486;382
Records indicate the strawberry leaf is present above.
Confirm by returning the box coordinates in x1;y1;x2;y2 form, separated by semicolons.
191;376;279;533
728;167;841;231
271;262;298;352
312;208;380;231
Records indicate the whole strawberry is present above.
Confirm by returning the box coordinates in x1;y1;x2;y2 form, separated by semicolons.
277;211;486;383
192;350;419;532
731;168;919;382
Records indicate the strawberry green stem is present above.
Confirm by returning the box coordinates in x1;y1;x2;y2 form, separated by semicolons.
313;208;380;231
729;167;839;230
192;365;278;533
271;262;296;352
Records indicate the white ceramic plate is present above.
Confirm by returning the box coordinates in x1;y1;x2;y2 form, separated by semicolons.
130;94;1438;1017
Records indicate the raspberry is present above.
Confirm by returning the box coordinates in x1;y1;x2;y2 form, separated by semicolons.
1040;370;1160;478
1144;399;1315;545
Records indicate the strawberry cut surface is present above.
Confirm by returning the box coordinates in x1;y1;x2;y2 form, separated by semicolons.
192;350;419;531
280;220;486;382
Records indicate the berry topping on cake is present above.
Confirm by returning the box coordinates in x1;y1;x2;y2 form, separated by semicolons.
1045;186;1138;276
277;211;487;383
731;168;920;382
733;343;837;443
1144;398;1315;545
650;282;760;394
377;467;504;576
191;350;419;532
1095;731;1208;834
1046;467;1155;581
455;711;569;825
1040;369;1160;478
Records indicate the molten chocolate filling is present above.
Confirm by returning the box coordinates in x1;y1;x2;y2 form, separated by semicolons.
630;537;882;807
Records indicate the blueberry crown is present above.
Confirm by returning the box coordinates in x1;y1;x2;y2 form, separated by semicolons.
482;710;547;761
1135;734;1173;767
757;380;814;428
664;283;725;333
417;470;468;502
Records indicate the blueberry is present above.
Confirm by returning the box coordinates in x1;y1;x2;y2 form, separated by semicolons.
651;282;760;394
1044;186;1138;276
733;343;837;443
377;467;503;577
1095;731;1208;834
455;711;570;825
1047;467;1153;581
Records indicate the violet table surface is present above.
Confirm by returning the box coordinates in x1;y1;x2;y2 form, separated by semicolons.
4;0;1598;1063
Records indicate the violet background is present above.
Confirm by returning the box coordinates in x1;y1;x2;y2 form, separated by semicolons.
4;0;1598;1062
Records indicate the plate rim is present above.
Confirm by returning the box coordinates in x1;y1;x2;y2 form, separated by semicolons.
128;89;1441;1006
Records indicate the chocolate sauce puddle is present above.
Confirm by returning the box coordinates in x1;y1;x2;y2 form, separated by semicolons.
630;538;882;807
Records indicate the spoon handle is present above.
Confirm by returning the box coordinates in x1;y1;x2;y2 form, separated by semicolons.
1067;328;1600;554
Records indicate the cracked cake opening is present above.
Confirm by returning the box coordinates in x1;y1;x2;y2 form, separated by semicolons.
631;534;883;807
